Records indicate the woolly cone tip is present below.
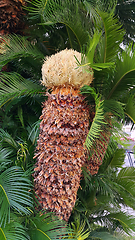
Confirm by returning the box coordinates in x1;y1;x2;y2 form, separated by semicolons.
41;49;93;89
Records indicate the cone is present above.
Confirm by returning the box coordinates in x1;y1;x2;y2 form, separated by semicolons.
0;0;26;35
34;49;110;221
34;86;90;221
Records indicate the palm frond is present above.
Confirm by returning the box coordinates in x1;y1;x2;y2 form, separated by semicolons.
0;72;44;108
81;86;106;151
97;11;124;63
76;142;135;238
83;0;117;18
107;45;135;99
117;166;135;181
97;153;135;207
27;120;40;145
76;30;115;72
90;231;120;240
0;222;28;240
70;219;90;240
113;167;135;209
0;221;28;240
107;212;135;235
101;147;125;171
98;167;135;210
89;205;135;237
0;166;33;227
27;210;75;240
0;148;13;171
0;129;18;150
123;94;135;124
97;0;117;13
26;0;92;50
103;99;125;119
93;175;120;203
0;34;44;68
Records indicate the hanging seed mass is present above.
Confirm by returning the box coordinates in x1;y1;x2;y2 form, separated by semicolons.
34;49;108;221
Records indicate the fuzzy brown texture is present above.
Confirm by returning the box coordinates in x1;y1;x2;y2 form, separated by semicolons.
0;0;26;35
34;86;89;221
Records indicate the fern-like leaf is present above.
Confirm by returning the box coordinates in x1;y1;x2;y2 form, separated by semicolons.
0;221;28;240
0;72;44;108
0;34;44;68
81;86;106;150
0;129;18;150
124;94;135;123
27;211;75;240
98;11;125;63
0;148;13;171
107;45;135;99
70;219;90;240
26;0;91;50
0;166;33;227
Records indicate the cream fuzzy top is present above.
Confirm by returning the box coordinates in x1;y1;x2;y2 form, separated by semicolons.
41;49;93;88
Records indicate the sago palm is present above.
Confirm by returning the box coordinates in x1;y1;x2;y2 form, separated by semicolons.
26;0;134;222
1;0;135;226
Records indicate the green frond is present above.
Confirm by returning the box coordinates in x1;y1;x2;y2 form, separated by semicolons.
97;11;124;63
27;120;40;145
123;94;135;124
117;167;135;181
18;106;24;128
94;176;119;203
27;211;75;240
82;88;106;151
0;166;33;227
89;207;135;237
0;72;44;108
76;30;115;72
91;62;115;71
81;0;100;25
101;147;125;171
0;129;18;150
0;148;13;171
97;0;117;13
107;212;135;235
115;167;135;208
86;30;102;64
98;150;134;204
26;0;91;50
103;99;125;119
111;120;128;147
0;34;44;68
107;45;135;99
69;217;90;240
0;221;28;240
90;231;120;240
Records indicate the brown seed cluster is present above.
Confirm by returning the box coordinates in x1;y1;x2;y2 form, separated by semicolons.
0;0;26;35
34;86;89;221
34;49;111;220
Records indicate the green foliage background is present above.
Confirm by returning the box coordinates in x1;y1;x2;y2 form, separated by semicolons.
0;0;135;239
